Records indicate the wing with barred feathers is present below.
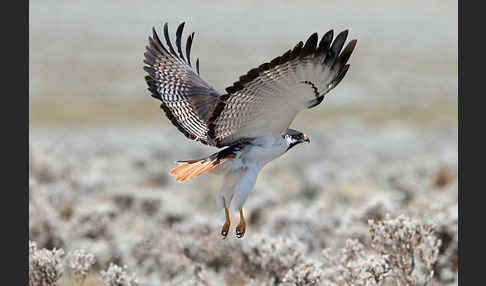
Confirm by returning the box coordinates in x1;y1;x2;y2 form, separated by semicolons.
207;30;357;147
143;22;221;146
144;23;357;149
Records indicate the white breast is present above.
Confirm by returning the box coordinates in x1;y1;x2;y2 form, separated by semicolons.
213;135;287;175
241;135;288;167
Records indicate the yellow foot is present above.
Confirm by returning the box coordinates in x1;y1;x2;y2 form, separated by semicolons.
221;221;230;239
236;208;246;238
221;199;230;239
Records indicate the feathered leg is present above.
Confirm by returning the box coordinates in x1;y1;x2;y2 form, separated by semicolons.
231;166;259;238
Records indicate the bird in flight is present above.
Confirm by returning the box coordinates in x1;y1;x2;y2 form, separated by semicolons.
143;22;356;239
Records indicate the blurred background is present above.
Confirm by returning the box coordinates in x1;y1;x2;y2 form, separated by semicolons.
29;1;457;285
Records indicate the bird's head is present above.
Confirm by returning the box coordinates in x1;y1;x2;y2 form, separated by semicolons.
283;129;310;151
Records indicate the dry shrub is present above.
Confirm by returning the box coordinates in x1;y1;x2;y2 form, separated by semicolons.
29;241;65;286
100;263;138;286
368;215;440;285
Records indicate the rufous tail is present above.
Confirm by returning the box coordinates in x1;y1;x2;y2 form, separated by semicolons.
169;157;228;182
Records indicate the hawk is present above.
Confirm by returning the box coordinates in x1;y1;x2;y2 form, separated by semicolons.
143;22;356;238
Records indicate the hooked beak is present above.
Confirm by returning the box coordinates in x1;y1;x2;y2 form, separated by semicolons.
303;134;310;143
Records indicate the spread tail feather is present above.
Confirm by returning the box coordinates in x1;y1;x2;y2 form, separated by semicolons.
169;157;230;182
169;143;242;182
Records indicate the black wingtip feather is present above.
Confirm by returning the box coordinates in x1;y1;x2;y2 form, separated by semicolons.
225;86;234;94
316;30;333;55
147;23;200;71
196;58;200;75
163;22;178;56
280;49;292;64
335;39;357;68
176;22;186;61
186;32;194;67
258;62;270;71
290;41;304;60
270;56;281;66
331;30;348;57
323;30;349;67
151;27;168;54
301;33;318;58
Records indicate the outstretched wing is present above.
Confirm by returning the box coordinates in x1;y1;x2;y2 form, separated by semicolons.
143;22;221;146
208;30;357;147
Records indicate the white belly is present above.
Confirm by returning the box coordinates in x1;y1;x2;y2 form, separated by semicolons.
215;135;288;210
